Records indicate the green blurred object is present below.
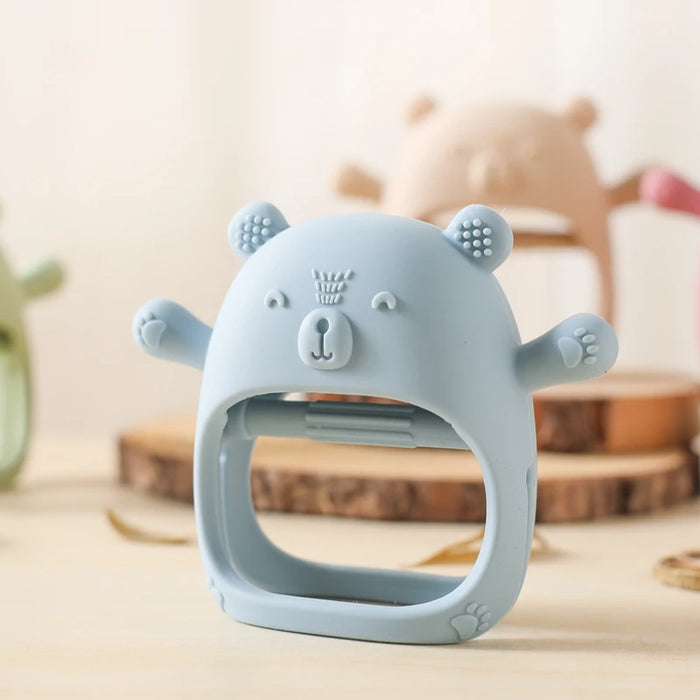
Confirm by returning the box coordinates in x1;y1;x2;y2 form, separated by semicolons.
0;233;63;487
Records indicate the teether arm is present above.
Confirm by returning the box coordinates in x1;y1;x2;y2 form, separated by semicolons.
133;298;212;370
516;313;618;393
607;168;648;209
20;259;63;301
334;164;383;202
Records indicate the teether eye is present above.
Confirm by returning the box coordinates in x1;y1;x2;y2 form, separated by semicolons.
264;289;287;309
371;291;397;311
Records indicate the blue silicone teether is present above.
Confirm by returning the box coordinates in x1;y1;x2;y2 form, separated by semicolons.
133;202;617;644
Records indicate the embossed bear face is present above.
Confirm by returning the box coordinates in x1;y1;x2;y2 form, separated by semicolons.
210;202;520;405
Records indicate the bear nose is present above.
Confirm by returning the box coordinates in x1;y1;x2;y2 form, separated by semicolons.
298;307;353;370
469;152;516;192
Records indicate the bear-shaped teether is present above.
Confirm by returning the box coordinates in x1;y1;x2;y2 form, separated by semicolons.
133;202;617;644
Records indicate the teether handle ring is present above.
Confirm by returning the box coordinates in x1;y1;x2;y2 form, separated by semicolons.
228;398;468;450
195;407;535;644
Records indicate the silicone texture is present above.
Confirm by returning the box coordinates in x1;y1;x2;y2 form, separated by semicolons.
133;203;618;644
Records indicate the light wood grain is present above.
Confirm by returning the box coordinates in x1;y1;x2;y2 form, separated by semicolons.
2;436;700;698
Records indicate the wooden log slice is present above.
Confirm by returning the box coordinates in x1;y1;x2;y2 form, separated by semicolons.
533;371;699;453
310;371;700;453
118;422;699;523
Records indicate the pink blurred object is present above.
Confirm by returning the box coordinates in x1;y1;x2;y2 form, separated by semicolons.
641;167;700;345
640;168;700;217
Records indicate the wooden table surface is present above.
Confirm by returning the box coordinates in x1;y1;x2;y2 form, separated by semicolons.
3;437;700;698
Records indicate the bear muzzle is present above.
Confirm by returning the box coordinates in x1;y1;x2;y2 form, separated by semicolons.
297;307;353;370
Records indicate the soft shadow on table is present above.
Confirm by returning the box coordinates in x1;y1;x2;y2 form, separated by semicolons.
471;635;669;655
467;601;699;655
0;476;187;515
0;477;117;513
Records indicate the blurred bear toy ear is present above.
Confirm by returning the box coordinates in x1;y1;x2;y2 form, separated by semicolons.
443;204;513;272
405;95;437;125
563;97;597;131
228;202;289;259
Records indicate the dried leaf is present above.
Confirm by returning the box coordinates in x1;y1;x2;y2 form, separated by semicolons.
415;528;554;566
105;508;193;545
653;550;700;591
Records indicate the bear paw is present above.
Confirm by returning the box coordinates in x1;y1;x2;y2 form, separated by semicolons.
516;313;617;392
557;327;600;369
134;311;166;351
549;313;618;382
450;602;491;640
207;578;226;612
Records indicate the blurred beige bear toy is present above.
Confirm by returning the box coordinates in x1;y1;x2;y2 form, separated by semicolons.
336;97;645;322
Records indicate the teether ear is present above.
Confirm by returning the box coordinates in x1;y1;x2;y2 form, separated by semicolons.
443;205;513;272
563;97;597;131
228;201;289;259
405;95;436;124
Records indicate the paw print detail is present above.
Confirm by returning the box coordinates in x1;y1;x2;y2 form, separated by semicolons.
557;327;599;369
207;578;226;612
134;311;166;351
450;602;492;640
452;218;494;259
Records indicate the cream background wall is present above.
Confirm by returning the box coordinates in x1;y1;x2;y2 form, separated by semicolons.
0;0;698;435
